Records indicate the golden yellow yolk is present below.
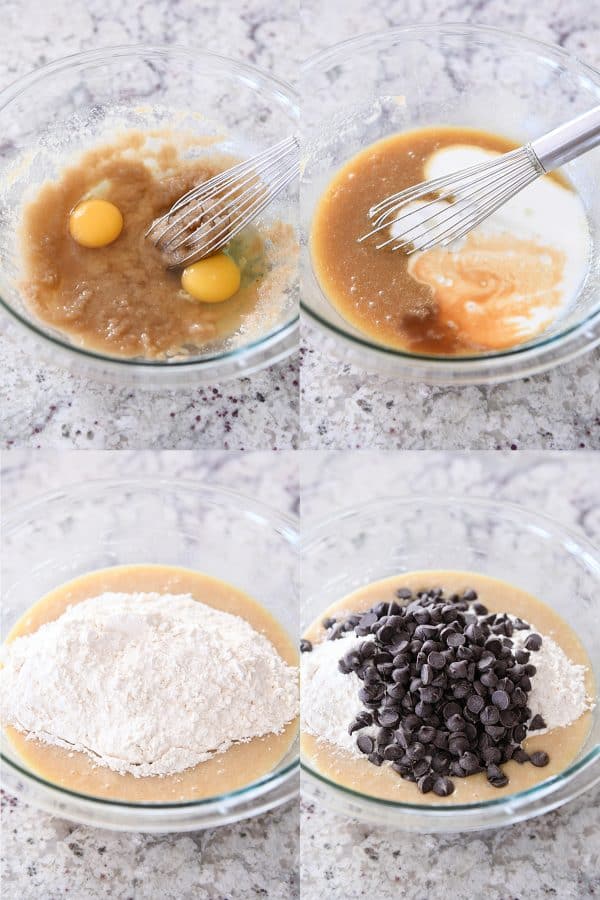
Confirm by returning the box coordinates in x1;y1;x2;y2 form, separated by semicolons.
69;199;123;248
181;253;241;303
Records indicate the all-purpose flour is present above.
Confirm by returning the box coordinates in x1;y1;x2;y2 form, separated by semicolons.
301;623;592;755
1;592;298;777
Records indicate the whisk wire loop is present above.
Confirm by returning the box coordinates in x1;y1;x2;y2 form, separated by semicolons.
358;144;547;254
146;135;299;267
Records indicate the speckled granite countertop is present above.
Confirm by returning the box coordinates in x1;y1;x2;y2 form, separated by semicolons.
300;450;600;900
0;0;299;450
0;450;299;899
300;0;600;450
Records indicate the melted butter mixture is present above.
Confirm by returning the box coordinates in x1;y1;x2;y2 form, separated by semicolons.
310;127;589;355
20;131;297;360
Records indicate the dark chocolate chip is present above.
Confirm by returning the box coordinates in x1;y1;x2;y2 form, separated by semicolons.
453;681;471;699
446;631;466;648
466;694;485;715
443;701;461;719
513;748;530;764
407;742;426;761
477;651;496;671
480;705;500;725
446;714;466;733
530;751;550;767
359;641;378;659
491;690;510;710
459;752;480;774
480;671;498;689
486;765;508;788
433;776;454;796
524;633;542;652
356;734;374;755
378;709;400;728
428;651;446;670
421;664;434;685
485;724;506;741
448;660;469;679
482;746;502;764
387;684;406;702
338;651;361;674
529;714;547;731
499;709;518;727
300;639;313;653
416;725;436;744
377;624;396;644
404;713;421;731
465;623;485;644
348;712;373;734
412;759;430;778
383;743;403;761
417;774;434;793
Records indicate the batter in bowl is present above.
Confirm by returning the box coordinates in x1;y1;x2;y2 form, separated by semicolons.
19;131;297;359
301;571;594;805
1;565;298;802
310;126;590;355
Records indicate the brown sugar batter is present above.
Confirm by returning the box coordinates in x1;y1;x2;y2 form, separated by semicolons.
20;131;297;359
310;127;576;355
5;565;298;803
302;571;594;806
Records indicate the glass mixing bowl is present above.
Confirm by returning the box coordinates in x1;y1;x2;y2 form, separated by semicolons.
301;496;600;831
0;478;299;832
0;46;299;387
301;25;600;384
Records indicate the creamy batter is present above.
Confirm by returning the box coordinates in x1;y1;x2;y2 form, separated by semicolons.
302;571;594;805
4;565;298;802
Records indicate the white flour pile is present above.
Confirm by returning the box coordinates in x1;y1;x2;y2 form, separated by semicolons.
302;622;592;756
1;592;298;777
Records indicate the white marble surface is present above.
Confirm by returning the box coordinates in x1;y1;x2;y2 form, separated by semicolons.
299;0;600;450
300;450;600;900
0;0;299;450
0;449;299;900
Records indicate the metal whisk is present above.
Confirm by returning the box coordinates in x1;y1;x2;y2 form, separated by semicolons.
147;135;299;267
359;105;600;254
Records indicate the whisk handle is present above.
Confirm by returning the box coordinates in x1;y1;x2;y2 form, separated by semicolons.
531;104;600;171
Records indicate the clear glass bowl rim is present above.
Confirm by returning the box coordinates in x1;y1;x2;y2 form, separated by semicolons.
0;43;299;372
1;476;300;814
300;493;600;818
300;23;600;378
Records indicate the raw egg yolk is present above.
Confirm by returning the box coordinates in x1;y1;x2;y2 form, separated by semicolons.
181;253;241;303
69;199;123;248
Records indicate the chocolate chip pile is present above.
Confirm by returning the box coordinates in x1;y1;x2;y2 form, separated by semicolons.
326;586;549;796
